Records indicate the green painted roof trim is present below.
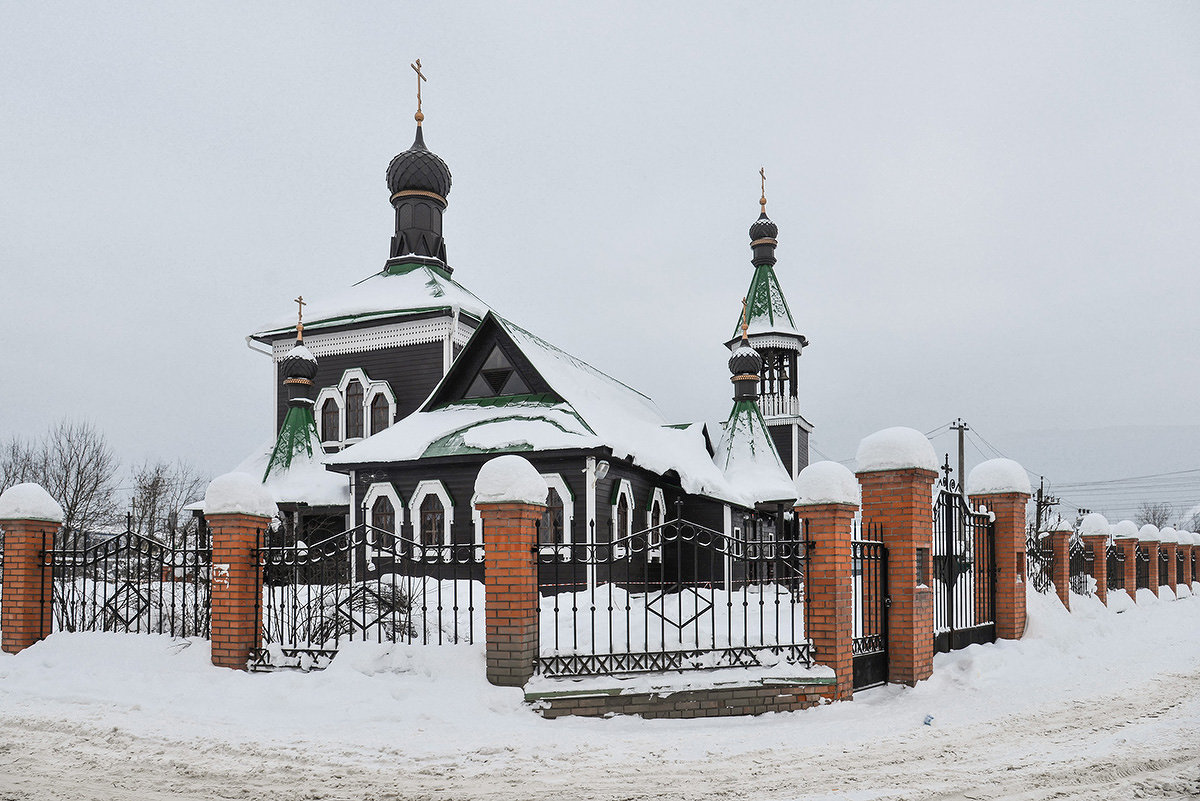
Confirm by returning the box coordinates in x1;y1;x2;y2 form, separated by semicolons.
421;413;583;458
435;393;558;410
264;404;321;482
733;263;798;339
383;261;454;280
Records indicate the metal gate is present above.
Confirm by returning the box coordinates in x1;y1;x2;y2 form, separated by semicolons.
932;479;996;653
252;523;483;670
851;524;888;690
44;523;211;638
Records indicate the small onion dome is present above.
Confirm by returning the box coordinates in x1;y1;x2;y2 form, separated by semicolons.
279;343;318;381
728;341;762;377
386;125;452;200
749;211;778;241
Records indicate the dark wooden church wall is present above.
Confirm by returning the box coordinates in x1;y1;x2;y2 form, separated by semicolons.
276;340;445;431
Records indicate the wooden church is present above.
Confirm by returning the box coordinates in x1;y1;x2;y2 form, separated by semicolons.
235;70;812;574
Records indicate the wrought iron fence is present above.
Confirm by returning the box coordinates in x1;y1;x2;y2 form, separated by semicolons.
252;523;483;670
44;522;211;637
1159;546;1170;586
1026;532;1055;594
1069;540;1094;597
536;515;812;678
1136;546;1151;590
1177;549;1188;587
1106;544;1126;592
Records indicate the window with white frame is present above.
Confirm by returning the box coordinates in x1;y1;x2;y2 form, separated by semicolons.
646;487;666;558
410;480;454;548
315;369;396;449
610;479;634;548
364;482;404;543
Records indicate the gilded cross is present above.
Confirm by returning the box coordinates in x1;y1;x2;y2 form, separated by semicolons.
412;58;427;121
759;167;767;212
741;297;749;341
294;295;306;341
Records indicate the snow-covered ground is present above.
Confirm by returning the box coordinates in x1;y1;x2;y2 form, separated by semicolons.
2;587;1199;800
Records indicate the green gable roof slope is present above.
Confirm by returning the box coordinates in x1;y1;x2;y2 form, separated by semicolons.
732;263;806;343
713;400;797;505
228;403;348;508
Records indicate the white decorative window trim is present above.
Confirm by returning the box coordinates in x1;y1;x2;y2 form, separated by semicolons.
364;482;405;534
539;473;575;559
365;383;397;436
610;479;634;556
316;390;345;444
317;368;395;447
645;487;666;558
410;480;455;549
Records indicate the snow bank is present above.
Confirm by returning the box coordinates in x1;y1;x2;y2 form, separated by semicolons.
0;482;64;522
793;461;861;506
966;458;1032;496
203;472;278;518
1106;587;1135;613
473;455;548;506
1112;519;1140;540
1136;587;1160;605
1078;512;1109;538
855;427;937;473
1138;524;1160;542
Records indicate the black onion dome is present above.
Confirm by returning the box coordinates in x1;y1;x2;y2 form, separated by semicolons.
280;343;318;381
386;125;452;199
749;211;778;241
728;342;762;376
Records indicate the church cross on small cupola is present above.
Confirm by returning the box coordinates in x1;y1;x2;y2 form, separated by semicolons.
294;295;306;343
411;58;427;125
760;167;767;214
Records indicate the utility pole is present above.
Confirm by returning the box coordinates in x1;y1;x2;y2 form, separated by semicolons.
950;419;969;492
1033;476;1060;533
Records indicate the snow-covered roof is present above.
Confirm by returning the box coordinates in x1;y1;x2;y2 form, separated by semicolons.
232;435;349;508
250;262;494;341
328;314;756;506
712;400;796;505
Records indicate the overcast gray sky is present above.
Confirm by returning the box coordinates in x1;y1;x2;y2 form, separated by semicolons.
3;3;1199;519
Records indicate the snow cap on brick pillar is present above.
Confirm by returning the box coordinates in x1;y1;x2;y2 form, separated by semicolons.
855;426;938;473
965;458;1032;497
794;460;861;506
1113;520;1139;541
1137;524;1159;543
474;454;548;506
0;482;65;523
203;472;279;519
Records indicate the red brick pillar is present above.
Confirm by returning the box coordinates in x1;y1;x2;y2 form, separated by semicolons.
203;472;277;670
474;455;548;688
1116;538;1139;602
206;512;269;669
1142;537;1160;597
857;463;937;687
0;483;63;654
794;495;856;700
1165;542;1179;594
1083;535;1108;605
969;491;1031;640
1049;531;1071;609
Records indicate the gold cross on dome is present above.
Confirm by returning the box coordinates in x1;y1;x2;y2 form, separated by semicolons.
741;297;749;341
294;295;306;341
412;58;427;122
759;167;767;212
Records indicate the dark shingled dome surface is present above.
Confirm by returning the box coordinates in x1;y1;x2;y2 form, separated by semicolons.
386;126;452;199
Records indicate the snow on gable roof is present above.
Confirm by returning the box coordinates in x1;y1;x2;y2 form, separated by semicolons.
251;262;494;341
329;314;751;506
713;400;797;505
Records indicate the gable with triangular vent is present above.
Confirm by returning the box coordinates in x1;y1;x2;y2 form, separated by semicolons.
425;313;558;409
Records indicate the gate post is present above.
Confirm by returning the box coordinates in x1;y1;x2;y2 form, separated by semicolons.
967;459;1031;641
474;456;546;688
0;483;63;654
203;473;276;670
793;461;859;701
856;427;938;687
1048;530;1071;609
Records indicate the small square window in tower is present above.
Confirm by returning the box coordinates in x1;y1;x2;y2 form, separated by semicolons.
464;346;531;398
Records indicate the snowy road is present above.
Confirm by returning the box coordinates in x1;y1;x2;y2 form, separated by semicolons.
2;589;1199;800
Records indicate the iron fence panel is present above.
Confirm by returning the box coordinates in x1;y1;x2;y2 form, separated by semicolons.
933;483;996;654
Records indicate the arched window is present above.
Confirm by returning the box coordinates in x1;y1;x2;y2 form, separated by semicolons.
540;488;564;546
345;381;364;439
370;394;390;436
420;494;444;546
371;495;395;534
321;398;340;442
616;493;630;541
